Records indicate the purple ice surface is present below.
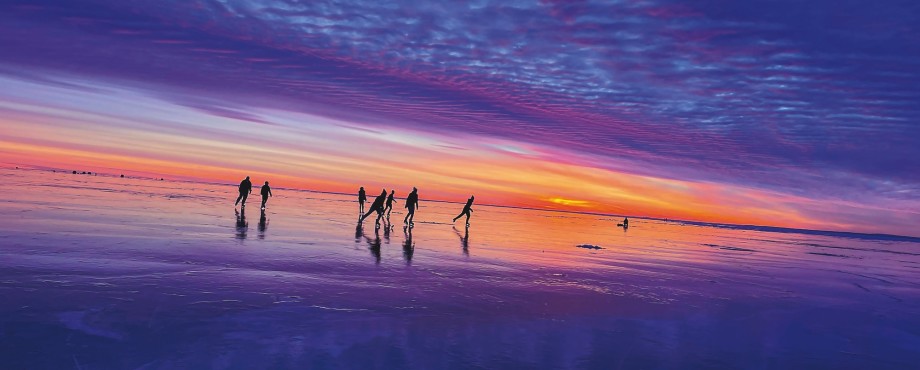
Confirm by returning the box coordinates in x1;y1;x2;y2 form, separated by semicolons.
0;169;918;369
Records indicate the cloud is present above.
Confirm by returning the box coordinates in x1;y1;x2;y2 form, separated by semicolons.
0;0;918;234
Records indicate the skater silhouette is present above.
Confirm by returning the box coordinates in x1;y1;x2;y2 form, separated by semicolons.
358;187;366;214
452;195;475;226
403;187;419;225
260;181;272;209
360;189;388;226
385;190;397;219
235;176;252;206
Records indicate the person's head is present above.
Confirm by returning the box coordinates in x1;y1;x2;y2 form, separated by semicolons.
245;176;250;180
412;187;417;192
390;190;395;195
264;181;269;185
470;195;475;200
360;186;364;190
381;189;387;195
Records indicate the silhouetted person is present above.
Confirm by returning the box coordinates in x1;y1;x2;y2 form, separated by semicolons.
454;225;469;256
360;189;388;226
385;190;397;219
358;187;367;214
235;176;252;207
403;187;419;226
452;195;475;226
623;217;629;228
258;209;269;239
260;181;272;209
235;208;248;239
403;226;415;264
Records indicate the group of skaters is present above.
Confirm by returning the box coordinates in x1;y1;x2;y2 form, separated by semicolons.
234;176;272;210
358;186;474;227
233;176;475;227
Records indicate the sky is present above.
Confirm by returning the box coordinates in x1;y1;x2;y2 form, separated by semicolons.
0;0;918;236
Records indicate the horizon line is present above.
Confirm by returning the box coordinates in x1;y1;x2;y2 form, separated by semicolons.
8;163;920;243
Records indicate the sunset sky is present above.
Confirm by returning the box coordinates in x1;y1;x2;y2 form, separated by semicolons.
1;0;918;236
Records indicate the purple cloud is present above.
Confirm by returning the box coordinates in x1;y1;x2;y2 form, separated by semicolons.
1;0;918;229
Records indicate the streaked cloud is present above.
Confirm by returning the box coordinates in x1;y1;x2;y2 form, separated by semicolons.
0;0;917;236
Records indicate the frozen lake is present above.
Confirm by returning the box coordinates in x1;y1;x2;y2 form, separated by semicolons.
1;168;918;369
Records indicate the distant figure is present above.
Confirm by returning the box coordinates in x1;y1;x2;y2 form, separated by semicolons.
623;217;629;227
358;187;367;214
403;187;419;225
385;190;397;219
359;189;388;226
120;174;124;178
260;181;272;209
235;176;252;207
452;195;475;226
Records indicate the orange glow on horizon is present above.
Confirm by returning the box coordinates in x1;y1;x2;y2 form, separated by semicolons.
0;137;853;234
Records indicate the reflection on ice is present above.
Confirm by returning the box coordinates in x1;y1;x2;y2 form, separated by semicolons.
2;168;920;369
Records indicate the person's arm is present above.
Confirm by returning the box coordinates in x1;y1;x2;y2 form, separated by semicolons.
269;189;273;197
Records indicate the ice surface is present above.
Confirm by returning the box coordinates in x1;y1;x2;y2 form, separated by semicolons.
1;169;918;369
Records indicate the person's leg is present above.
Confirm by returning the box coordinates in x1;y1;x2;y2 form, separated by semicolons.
235;192;244;205
465;211;471;225
241;192;249;205
360;207;375;222
261;196;267;208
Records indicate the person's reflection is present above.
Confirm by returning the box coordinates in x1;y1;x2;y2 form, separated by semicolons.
402;226;415;264
362;225;382;265
258;209;269;239
383;220;392;245
235;208;248;240
453;225;469;256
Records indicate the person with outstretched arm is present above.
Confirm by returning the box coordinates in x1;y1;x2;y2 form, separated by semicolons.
360;189;388;226
260;181;272;210
385;190;397;219
404;187;419;225
452;195;475;226
235;176;252;207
